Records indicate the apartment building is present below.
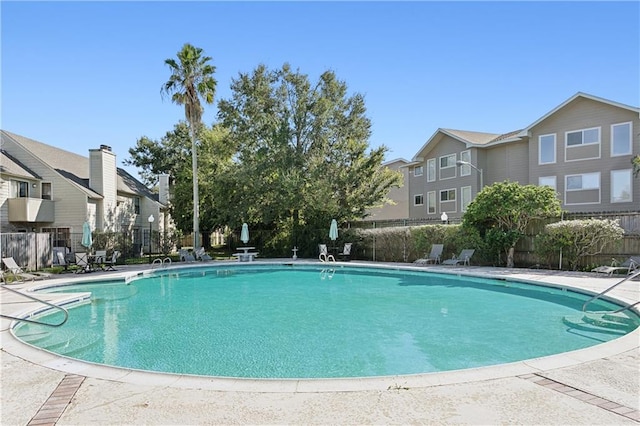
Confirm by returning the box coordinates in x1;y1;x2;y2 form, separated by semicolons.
365;158;411;221
0;130;171;252
405;92;639;221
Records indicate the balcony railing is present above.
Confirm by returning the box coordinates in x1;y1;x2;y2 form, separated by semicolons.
8;197;55;223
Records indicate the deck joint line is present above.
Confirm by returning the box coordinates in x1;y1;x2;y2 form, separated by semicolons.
519;373;639;422
27;374;85;426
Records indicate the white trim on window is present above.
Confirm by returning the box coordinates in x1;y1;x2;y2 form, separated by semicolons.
427;158;436;182
538;134;556;165
564;172;601;205
427;191;436;214
611;122;632;157
538;176;557;191
41;182;52;200
461;186;472;212
459;150;471;176
413;165;423;177
611;169;632;203
439;188;456;202
414;194;424;206
566;127;600;147
439;154;456;169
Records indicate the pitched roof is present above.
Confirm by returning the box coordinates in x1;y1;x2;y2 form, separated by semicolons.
0;149;41;179
412;127;522;160
441;129;501;145
520;92;640;133
1;130;157;202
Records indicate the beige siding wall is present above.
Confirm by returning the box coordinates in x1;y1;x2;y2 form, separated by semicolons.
89;148;118;231
1;135;90;233
528;97;639;212
0;176;10;231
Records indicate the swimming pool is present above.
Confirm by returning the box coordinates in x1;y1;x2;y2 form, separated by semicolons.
14;264;639;379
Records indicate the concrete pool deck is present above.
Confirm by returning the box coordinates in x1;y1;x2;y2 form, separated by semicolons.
1;261;638;425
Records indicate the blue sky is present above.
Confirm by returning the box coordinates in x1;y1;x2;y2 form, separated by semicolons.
2;1;639;179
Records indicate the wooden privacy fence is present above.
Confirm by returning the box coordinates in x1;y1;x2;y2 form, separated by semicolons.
1;233;52;271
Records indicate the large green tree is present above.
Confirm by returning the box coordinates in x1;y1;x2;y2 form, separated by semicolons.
126;123;232;235
217;63;401;238
161;43;217;250
633;154;640;178
462;181;562;268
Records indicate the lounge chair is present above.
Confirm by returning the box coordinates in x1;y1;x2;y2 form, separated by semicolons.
592;256;640;276
2;257;48;281
318;244;335;262
442;249;475;266
195;247;213;261
414;244;444;265
103;250;120;271
179;249;195;262
54;251;73;273
337;243;353;261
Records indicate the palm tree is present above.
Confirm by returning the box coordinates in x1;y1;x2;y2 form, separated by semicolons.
162;43;216;250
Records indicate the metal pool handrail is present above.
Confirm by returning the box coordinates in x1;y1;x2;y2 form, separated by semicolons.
582;269;640;313
0;284;69;327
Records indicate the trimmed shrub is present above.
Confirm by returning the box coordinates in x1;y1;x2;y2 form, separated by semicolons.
535;219;624;270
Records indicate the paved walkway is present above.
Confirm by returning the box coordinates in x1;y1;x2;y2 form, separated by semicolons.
1;261;638;425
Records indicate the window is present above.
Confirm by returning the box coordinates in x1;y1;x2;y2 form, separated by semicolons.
10;180;29;198
43;227;71;248
414;194;424;206
427;158;436;182
461;186;472;212
413;166;423;177
566;127;600;147
538;176;557;191
41;182;52;200
611;169;632;203
439;154;456;169
427;191;436;214
459;150;471;176
566;172;600;190
538;134;556;164
611;122;632;157
440;189;456;202
133;197;141;214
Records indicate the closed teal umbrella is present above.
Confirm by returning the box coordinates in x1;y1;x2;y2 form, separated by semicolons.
329;219;338;241
241;223;250;244
81;221;92;249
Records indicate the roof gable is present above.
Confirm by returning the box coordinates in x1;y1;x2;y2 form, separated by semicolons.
1;130;156;202
412;128;520;160
520;92;640;134
0;149;41;179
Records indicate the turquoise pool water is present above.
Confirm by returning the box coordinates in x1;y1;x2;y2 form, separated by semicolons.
14;265;639;379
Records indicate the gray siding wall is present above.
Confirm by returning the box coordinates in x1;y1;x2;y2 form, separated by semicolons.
484;140;529;185
366;161;410;220
410;135;471;219
528;97;639;213
408;163;427;218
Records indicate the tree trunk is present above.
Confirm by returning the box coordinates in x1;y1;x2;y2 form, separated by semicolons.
507;245;515;268
190;128;200;250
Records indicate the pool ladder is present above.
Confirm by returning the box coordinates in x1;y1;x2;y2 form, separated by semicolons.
152;257;173;268
0;285;69;327
582;269;640;314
